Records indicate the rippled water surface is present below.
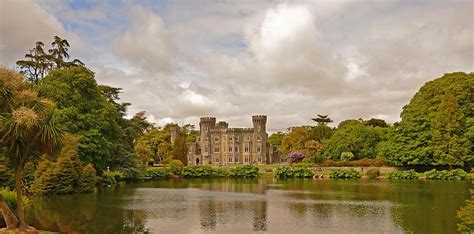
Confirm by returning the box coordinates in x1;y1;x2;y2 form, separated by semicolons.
26;178;472;233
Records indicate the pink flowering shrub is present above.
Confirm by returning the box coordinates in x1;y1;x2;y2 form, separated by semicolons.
288;151;308;163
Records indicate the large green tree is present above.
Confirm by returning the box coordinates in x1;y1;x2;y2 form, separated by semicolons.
379;72;473;166
36;66;136;173
172;134;188;166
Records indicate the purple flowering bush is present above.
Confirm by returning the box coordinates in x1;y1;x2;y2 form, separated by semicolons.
288;151;308;164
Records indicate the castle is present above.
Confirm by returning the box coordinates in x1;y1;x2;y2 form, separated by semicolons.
172;115;273;165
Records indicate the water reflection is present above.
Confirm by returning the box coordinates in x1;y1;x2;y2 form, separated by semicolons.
22;178;471;233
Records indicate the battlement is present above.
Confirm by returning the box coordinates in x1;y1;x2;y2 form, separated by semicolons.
200;117;216;122
252;115;267;124
227;128;254;132
216;121;229;128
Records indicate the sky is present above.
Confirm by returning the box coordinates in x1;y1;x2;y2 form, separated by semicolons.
0;0;473;132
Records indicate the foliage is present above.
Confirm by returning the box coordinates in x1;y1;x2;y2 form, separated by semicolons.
329;169;362;179
269;131;287;150
274;167;314;178
0;155;14;189
134;128;172;164
379;72;473;166
457;189;474;232
30;134;96;194
183;166;228;178
301;157;316;164
364;118;389;128
281;127;309;155
308;125;333;143
424;169;467;180
0;188;29;213
144;167;171;178
16;36;84;83
387;170;418;180
0;67;64;228
288;151;308;164
312;114;333;125
229;165;259;178
103;171;126;183
322;122;387;161
37;66;141;173
169;160;184;175
317;158;385;167
340;152;354;161
172;134;188;166
366;168;381;179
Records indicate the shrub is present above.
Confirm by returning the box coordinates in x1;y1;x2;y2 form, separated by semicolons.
78;164;97;193
366;168;380;179
301;157;315;164
104;171;126;182
457;189;474;232
425;169;467;180
99;175;117;186
170;160;184;175
183;166;228;178
275;167;314;178
288;151;308;164
340;152;354;161
317;158;384;167
388;170;418;180
329;169;361;179
230;165;259;178
0;188;30;223
145;167;171;178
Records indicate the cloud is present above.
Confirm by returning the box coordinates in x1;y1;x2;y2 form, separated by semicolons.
0;0;81;67
1;0;472;133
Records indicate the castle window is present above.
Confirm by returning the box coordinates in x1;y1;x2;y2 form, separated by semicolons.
245;157;249;163
256;136;261;141
257;157;262;163
245;136;250;141
229;157;233;163
258;126;261;132
235;136;239;142
234;146;239;152
229;137;233;141
215;158;220;163
244;145;249;152
197;137;201;141
256;146;261;153
228;146;233;152
214;146;220;153
235;157;239;163
214;137;219;142
205;127;208;132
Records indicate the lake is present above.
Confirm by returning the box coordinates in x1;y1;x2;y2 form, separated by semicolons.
25;177;472;233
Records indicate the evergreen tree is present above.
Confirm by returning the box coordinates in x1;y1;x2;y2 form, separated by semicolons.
432;91;468;167
172;134;188;166
78;163;97;193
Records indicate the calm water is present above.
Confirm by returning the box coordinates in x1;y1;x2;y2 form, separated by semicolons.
25;177;471;233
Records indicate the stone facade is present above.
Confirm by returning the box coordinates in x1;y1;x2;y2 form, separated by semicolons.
183;115;272;165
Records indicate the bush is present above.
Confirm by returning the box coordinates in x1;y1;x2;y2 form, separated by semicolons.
388;170;418;180
340;152;354;161
329;169;361;179
292;162;313;168
104;171;126;182
78;164;97;193
170;160;184;175
288;151;308;164
457;189;474;232
301;157;315;164
317;158;385;167
0;188;30;223
230;165;259;178
145;167;171;178
183;166;228;178
425;169;467;180
275;167;314;178
366;168;380;179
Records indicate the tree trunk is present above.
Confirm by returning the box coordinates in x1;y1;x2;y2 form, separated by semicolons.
15;158;27;228
0;194;19;229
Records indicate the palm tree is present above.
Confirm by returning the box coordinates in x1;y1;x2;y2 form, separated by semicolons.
0;67;63;229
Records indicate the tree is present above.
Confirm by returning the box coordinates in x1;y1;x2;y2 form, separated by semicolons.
311;114;333;126
269;131;286;150
364;118;389;128
172;134;188;166
16;36;83;83
379;72;473;166
280;127;309;155
308;125;333;143
0;67;63;228
432;91;469;168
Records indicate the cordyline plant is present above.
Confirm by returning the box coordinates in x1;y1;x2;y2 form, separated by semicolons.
288;151;308;164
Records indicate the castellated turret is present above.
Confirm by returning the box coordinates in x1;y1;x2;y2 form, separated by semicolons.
252;115;267;133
